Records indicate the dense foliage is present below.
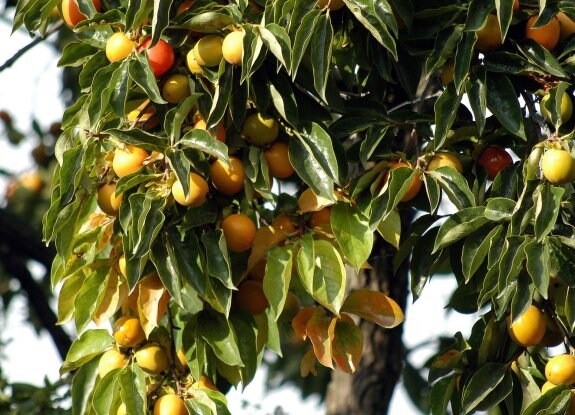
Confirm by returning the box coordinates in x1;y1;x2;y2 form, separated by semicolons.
6;0;575;414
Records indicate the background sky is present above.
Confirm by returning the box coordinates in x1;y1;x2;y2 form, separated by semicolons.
0;16;478;415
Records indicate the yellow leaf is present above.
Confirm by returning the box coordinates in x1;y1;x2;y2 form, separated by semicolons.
245;226;288;279
306;307;336;369
297;188;335;213
92;273;127;326
292;306;315;341
138;274;168;336
341;289;404;328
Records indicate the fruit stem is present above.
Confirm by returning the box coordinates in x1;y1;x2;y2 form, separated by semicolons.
166;307;186;394
520;90;547;146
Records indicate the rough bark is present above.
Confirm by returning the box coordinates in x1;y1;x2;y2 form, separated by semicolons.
325;218;412;415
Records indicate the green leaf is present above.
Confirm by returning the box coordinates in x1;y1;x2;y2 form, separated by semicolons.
370;167;422;228
258;24;292;71
294;122;340;183
179;11;235;33
71;358;99;415
525;239;550;299
59;145;87;207
376;208;401;249
462;363;511;413
119;365;146;415
263;245;294;320
453;32;475;93
167;93;201;142
433;207;488;253
495;0;513;41
485;197;516;222
310;14;333;101
150;0;173;46
92;370;120;415
523;385;571;415
430;376;456;415
228;313;259;385
498;236;529;289
74;267;109;334
343;0;397;59
331;202;373;271
164;148;191;199
403;361;431;413
150;234;183;306
290;9;322;77
394;214;438;272
125;193;165;260
167;230;206;295
201;231;233;290
426;25;463;75
58;42;99;67
269;72;299;126
198;312;243;367
207;64;234;128
297;237;346;315
125;0;152;32
426;167;475;209
410;228;442;301
535;184;564;242
179;129;230;162
462;225;499;282
62;329;114;375
433;84;462;150
241;26;266;83
289;135;335;200
516;41;568;79
332;319;363;373
466;76;487;135
486;73;525;139
105;128;168;152
423;173;441;214
57;272;85;324
129;54;167;104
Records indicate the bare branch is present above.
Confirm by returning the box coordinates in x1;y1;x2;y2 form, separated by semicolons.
0;20;63;73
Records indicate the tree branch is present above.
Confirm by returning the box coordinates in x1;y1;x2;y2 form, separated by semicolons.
0;250;71;360
0;209;55;268
0;20;63;73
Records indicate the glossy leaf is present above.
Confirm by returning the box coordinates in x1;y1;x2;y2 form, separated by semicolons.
341;289;404;328
119;365;146;415
331;202;373;271
331;318;363;373
297;237;346;315
535;184;564;242
426;167;475;209
462;363;511;413
62;329;114;375
306;307;336;369
433;207;488;253
486;73;525;139
263;245;294;320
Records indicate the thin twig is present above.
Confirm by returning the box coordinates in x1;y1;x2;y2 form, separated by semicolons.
0;20;64;73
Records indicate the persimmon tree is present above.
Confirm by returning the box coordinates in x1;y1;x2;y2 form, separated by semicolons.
6;0;575;414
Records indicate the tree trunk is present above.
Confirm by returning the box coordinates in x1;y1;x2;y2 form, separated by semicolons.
325;222;411;415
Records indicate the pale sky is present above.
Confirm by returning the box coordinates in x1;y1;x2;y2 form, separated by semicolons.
0;16;477;415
